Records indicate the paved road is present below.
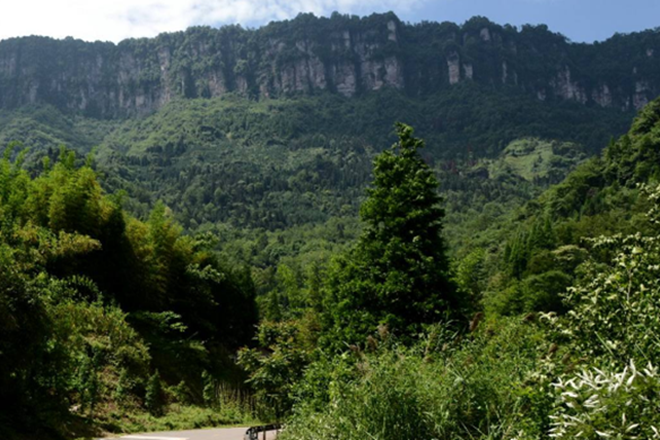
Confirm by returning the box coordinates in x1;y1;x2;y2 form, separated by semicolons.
103;427;278;440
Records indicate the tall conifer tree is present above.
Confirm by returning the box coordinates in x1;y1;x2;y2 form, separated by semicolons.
323;123;456;346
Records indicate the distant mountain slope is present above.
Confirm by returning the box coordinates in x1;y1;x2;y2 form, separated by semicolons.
478;97;660;316
92;85;630;232
0;13;658;117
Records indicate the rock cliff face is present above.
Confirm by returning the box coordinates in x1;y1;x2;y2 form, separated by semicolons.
0;13;658;117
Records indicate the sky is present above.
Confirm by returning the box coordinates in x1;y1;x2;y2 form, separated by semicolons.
0;0;657;44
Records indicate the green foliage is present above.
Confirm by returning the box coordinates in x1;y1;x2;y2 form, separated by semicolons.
0;235;151;435
98;404;257;435
549;361;660;440
0;148;257;438
280;173;660;440
485;97;660;317
270;98;660;440
0;79;632;299
560;233;660;363
0;105;119;161
0;29;658;439
486;138;586;185
237;321;312;421
453;248;490;311
282;319;551;440
548;184;660;367
146;370;165;416
488;270;571;316
89;86;629;233
536;181;660;440
322;124;456;347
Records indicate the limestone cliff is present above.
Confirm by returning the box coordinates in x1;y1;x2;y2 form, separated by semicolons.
0;13;657;117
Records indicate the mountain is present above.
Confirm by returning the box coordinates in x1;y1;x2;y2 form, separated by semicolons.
92;87;616;232
3;11;660;439
0;13;655;273
0;13;658;118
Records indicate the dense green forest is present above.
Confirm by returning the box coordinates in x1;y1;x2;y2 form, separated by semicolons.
242;98;660;440
2;96;660;439
2;13;660;440
0;145;258;438
0;78;634;306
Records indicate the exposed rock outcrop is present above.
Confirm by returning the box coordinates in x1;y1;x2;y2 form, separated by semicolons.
463;63;473;80
633;81;651;110
447;52;461;85
552;66;587;104
592;84;612;107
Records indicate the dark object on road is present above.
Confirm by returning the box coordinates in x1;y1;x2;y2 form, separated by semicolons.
244;424;281;440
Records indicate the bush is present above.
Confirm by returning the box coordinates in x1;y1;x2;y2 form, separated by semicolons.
559;187;660;365
549;361;660;439
281;319;552;440
146;371;165;416
531;184;660;439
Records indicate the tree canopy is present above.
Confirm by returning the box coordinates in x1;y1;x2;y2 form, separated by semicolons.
322;123;456;347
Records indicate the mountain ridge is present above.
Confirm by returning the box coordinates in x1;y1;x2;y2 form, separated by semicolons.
0;12;658;117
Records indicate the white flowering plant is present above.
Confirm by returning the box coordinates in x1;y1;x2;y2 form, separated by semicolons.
549;361;660;439
559;184;660;364
546;185;660;439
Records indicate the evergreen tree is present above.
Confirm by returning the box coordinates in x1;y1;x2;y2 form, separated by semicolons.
322;123;456;347
145;370;165;416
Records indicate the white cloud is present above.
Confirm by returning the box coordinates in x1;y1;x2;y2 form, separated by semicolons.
0;0;429;43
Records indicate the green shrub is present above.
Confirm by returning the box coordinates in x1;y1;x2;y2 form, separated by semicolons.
146;370;165;416
282;319;552;440
558;186;660;365
549;361;660;439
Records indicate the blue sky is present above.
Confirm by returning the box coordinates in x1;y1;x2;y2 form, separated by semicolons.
401;0;660;43
0;0;657;43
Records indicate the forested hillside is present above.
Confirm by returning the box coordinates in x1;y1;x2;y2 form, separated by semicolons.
3;96;660;439
245;98;660;440
1;13;650;252
1;83;631;302
0;146;257;438
484;99;660;316
96;85;626;227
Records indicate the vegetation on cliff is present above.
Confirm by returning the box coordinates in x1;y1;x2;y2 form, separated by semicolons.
0;13;658;116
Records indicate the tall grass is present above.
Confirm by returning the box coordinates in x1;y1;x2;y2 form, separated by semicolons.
280;318;552;440
208;381;258;422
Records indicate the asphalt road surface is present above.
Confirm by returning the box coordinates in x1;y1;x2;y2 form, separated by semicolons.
103;427;278;440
